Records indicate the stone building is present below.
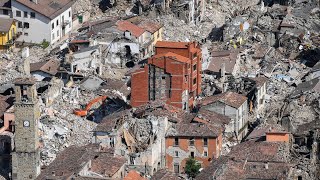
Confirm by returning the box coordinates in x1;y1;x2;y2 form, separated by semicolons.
130;41;202;111
200;92;249;141
11;78;41;180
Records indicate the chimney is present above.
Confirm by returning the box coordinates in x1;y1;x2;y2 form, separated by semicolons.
265;162;269;169
32;0;38;4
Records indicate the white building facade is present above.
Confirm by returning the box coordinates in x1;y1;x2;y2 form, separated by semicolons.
11;0;73;44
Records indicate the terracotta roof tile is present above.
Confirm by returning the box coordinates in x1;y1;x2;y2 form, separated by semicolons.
124;170;146;180
116;20;145;38
138;20;163;33
155;41;190;49
151;52;191;64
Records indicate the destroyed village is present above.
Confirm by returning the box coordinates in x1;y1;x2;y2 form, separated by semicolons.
0;0;320;179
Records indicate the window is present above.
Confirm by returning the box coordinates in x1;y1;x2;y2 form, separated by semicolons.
30;12;35;18
193;78;196;85
175;151;179;157
174;163;179;173
23;22;29;28
69;11;71;17
203;138;208;146
16;10;21;17
24;32;28;36
193;64;197;71
174;138;179;146
18;21;22;28
190;151;195;158
157;32;160;38
57;30;59;37
24;11;27;18
193;53;197;58
52;33;55;40
56;19;59;26
52;23;54;29
204;151;208;157
185;75;188;82
189;138;195;146
3;10;8;15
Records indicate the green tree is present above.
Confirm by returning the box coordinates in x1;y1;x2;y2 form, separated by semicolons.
41;39;49;49
185;157;201;178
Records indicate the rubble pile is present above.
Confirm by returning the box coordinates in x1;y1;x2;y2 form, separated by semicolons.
39;88;98;165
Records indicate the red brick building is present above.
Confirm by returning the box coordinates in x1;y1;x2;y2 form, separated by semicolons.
131;41;202;110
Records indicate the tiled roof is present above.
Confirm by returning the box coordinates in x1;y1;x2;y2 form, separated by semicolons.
116;20;145;38
166;122;220;138
36;144;100;179
194;108;231;130
151;169;183;180
91;152;126;177
138;20;163;33
0;18;14;32
201;92;247;109
155;41;190;49
15;0;75;20
206;51;238;74
124;170;146;180
30;59;60;75
151;52;191;64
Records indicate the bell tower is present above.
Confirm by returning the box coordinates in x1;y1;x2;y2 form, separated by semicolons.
12;78;40;180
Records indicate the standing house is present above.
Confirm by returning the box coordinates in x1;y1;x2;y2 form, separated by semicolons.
11;0;75;44
130;41;202;110
250;76;268;112
0;0;12;18
165;122;223;174
0;18;16;49
116;20;152;59
200;92;248;140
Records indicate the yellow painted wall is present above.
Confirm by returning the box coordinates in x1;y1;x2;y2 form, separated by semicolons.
152;27;163;45
0;21;16;49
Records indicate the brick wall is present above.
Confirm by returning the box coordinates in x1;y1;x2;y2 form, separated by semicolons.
131;67;149;107
266;132;290;142
131;41;202;110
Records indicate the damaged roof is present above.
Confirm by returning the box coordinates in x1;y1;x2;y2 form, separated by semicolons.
15;0;75;20
116;20;145;38
250;76;268;87
194;108;231;130
14;77;36;85
201;92;247;109
0;18;14;32
0;95;14;120
206;51;238;74
30;59;60;75
94;110;131;132
155;41;190;49
138;20;163;33
151;52;191;64
291;78;320;97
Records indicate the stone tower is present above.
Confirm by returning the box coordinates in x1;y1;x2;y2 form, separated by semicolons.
12;78;40;180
